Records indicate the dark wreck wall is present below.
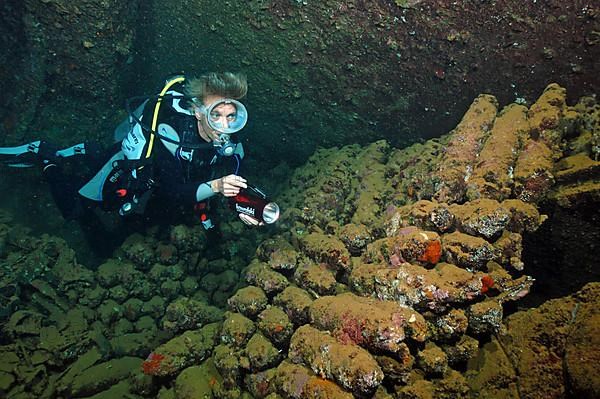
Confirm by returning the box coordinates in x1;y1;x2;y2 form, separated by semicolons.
0;0;139;146
0;0;599;169
132;0;599;170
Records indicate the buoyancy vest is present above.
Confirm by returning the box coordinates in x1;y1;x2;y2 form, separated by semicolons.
80;76;198;213
91;76;243;215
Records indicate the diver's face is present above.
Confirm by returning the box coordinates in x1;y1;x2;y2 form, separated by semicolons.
195;95;237;143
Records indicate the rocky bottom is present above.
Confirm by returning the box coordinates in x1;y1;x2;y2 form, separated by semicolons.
1;83;599;398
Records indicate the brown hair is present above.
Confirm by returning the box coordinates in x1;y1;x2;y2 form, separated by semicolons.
185;72;247;106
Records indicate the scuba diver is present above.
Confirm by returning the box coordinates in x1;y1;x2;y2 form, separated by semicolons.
0;72;278;239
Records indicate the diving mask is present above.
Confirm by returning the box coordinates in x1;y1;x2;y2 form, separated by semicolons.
197;98;248;134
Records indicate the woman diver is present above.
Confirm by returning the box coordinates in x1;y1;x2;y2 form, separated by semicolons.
0;72;269;232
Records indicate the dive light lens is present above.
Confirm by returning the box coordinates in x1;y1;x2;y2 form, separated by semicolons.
262;202;280;224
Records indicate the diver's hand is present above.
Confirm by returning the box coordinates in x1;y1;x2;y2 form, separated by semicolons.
239;213;264;226
211;174;247;197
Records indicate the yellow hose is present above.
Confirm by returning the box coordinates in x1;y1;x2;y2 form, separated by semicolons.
145;76;186;159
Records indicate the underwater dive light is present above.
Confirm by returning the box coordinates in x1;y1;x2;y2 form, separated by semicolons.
229;185;280;224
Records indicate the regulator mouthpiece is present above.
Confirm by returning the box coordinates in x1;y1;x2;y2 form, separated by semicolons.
214;134;237;157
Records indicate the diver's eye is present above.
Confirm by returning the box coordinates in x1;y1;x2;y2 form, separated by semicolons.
226;113;237;122
209;111;221;121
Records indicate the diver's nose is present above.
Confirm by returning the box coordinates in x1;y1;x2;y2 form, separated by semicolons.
218;116;230;129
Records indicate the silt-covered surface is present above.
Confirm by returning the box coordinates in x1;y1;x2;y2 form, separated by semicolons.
0;1;599;398
1;1;598;170
0;84;598;398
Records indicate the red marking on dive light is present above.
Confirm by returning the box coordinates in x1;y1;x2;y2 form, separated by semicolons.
116;189;128;197
200;214;207;222
229;186;280;224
